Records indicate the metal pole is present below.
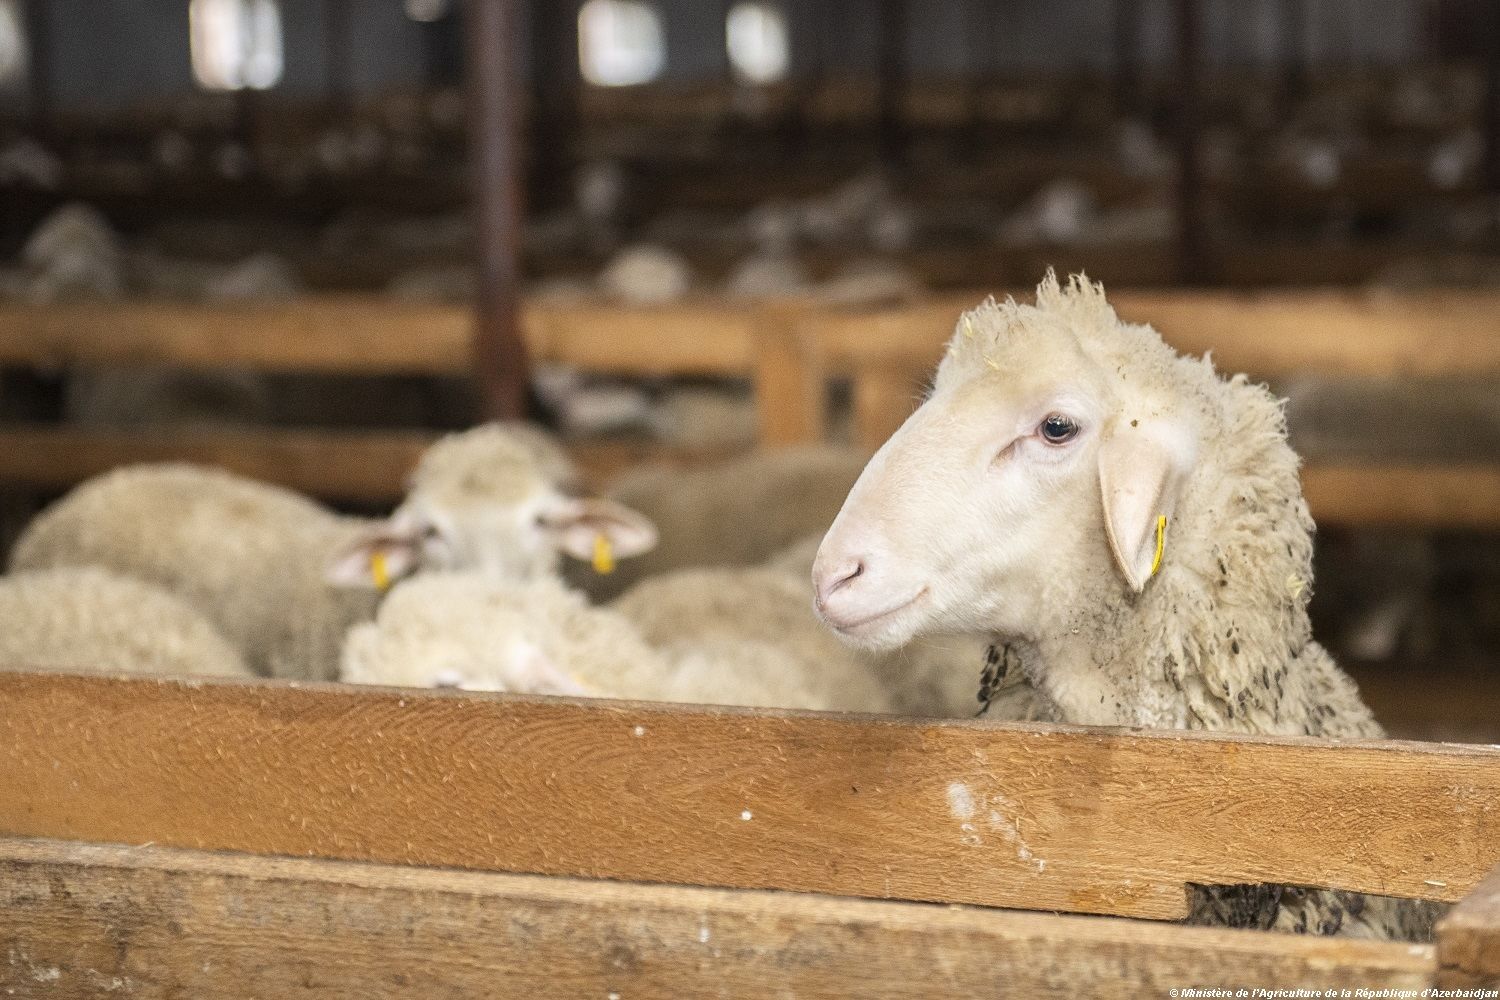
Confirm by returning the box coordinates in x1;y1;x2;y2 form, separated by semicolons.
1484;0;1500;194
530;0;581;211
464;0;531;421
1175;0;1205;284
1279;0;1307;113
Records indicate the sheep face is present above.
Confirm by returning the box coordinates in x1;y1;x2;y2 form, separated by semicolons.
326;425;657;592
813;277;1199;652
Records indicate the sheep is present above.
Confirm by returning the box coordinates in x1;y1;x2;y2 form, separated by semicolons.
597;244;693;305
340;571;893;713
811;273;1438;940
0;567;251;679
10;424;656;682
576;446;871;601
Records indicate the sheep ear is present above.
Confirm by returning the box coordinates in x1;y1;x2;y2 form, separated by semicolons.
1097;419;1195;592
544;498;659;562
324;519;423;591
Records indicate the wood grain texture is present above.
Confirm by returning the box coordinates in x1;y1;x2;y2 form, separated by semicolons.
1437;865;1500;988
0;837;1436;1000
0;425;736;501
1300;463;1500;530
0;298;759;376
810;290;1500;378
0;674;1494;922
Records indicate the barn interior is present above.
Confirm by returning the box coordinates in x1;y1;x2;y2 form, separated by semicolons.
2;0;1495;740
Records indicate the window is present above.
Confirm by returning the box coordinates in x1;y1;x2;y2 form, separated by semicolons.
578;0;664;87
0;0;27;88
404;0;451;23
189;0;283;91
726;3;788;85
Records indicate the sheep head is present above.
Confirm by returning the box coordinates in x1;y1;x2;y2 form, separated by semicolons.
814;273;1203;651
326;424;657;590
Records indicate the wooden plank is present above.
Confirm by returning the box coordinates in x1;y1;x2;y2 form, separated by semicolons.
1302;463;1500;530
0;298;474;375
0;425;432;502
811;291;1500;379
0;299;759;377
0;838;1436;1000
0;674;1495;922
753;313;827;447
851;364;920;451
0;425;734;501
1438;865;1500;989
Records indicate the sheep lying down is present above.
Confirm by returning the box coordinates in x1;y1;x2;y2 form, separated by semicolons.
0;567;251;678
340;571;894;714
810;273;1439;941
10;423;656;682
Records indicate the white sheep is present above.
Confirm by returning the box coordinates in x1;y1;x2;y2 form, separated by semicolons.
10;424;656;682
811;273;1435;940
597;244;693;305
0;567;251;678
340;571;893;713
577;446;871;601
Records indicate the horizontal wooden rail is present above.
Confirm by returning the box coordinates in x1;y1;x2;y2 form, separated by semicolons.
1;674;1495;922
3;291;1500;379
0;837;1438;999
0;425;736;501
811;290;1500;378
0;298;761;377
0;426;1493;528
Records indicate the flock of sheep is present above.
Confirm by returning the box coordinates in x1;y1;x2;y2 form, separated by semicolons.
0;274;1441;942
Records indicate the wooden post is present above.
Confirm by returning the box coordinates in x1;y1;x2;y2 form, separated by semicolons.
464;0;532;421
1279;0;1308;114
530;0;582;213
852;362;917;451
752;312;827;448
1484;0;1500;197
1175;0;1206;284
1437;864;1500;988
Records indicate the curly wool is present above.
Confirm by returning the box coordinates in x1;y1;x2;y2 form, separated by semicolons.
342;571;894;713
0;567;251;678
952;275;1427;939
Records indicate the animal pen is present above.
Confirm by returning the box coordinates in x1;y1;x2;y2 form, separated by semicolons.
2;0;1500;997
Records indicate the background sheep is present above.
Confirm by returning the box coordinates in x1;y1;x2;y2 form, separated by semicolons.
340;572;893;713
811;274;1433;940
580;446;869;600
0;567;251;679
10;424;655;681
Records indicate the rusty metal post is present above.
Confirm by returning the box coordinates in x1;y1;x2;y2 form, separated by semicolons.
1175;0;1206;284
464;0;531;421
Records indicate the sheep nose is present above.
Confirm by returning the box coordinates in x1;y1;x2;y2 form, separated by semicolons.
814;557;865;610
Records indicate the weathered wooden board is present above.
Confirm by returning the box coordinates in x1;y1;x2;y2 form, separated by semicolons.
1300;464;1500;530
0;837;1436;1000
0;674;1495;922
0;298;760;376
0;425;736;501
811;291;1500;378
1437;865;1500;989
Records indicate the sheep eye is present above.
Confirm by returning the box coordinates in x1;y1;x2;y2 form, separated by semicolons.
1039;414;1080;445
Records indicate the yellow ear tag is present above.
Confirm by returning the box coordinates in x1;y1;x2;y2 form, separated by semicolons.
1149;515;1167;577
370;550;393;592
591;534;616;575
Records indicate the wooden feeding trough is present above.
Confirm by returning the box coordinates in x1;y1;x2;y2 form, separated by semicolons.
0;671;1496;995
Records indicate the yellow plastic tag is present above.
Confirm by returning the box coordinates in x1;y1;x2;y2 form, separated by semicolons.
370;550;393;592
592;534;616;575
1149;515;1167;577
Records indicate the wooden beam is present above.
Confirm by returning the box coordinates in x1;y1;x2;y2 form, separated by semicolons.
1301;463;1500;530
0;299;759;376
0;838;1436;999
1438;865;1500;989
465;0;531;419
753;313;827;447
0;674;1494;922
0;425;734;501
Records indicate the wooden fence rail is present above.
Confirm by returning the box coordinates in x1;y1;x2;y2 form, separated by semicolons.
2;673;1497;921
0;837;1444;999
